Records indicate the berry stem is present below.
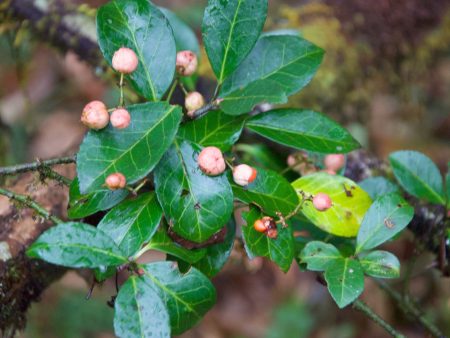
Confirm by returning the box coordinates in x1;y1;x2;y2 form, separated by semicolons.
166;78;179;102
119;73;124;107
179;82;189;96
0;187;63;224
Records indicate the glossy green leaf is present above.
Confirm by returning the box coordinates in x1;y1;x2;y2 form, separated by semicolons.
98;192;162;257
247;109;360;153
143;262;216;334
299;241;342;271
154;140;233;243
94;266;117;282
97;0;176;100
27;222;127;268
359;176;399;200
325;258;364;308
194;220;236;277
178;111;246;151
231;167;299;217
68;177;129;219
202;0;268;83
358;250;400;279
234;143;286;172
242;207;295;272
77;102;182;193
219;35;324;115
356;193;414;254
145;223;206;264
160;7;200;56
389;150;445;205
114;276;170;338
292;173;372;237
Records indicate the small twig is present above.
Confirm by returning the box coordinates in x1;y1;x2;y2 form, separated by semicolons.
212;83;222;100
353;299;406;338
179;81;189;96
0;187;63;224
375;279;445;338
166;78;179;102
190;101;220;121
0;156;76;176
119;73;125;107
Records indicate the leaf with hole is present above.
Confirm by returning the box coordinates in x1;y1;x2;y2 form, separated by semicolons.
389;150;445;205
142;262;216;334
97;0;176;100
358;250;400;279
356;193;414;254
299;241;342;271
77;102;182;193
98;192;162;257
292;173;372;237
246;109;360;154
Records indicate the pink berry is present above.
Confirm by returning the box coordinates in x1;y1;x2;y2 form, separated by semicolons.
312;193;332;211
176;50;198;76
233;164;258;186
185;92;205;118
324;154;345;172
198;146;226;176
105;172;127;190
110;108;131;129
112;47;138;74
81;100;109;130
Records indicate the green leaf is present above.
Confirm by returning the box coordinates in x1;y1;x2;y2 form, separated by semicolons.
446;165;450;208
147;223;206;264
97;0;176;100
68;177;129;219
246;109;360;154
27;222;127;268
299;241;342;271
160;7;200;56
114;276;170;338
235;143;286;172
178;111;246;151
193;220;236;277
219;35;324;115
143;262;216;334
358;250;400;279
359;177;399;200
98;193;162;257
356;193;414;254
389;150;445;205
77;102;182;193
154;140;233;243
231;167;299;217
324;258;364;308
202;0;268;83
292;173;372;237
242;207;295;272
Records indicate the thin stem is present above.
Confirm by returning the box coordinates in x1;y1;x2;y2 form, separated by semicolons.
190;101;219;120
38;166;72;186
212;83;222;100
0;156;76;176
375;279;445;338
166;78;179;102
0;187;63;224
353;299;406;338
119;73;124;107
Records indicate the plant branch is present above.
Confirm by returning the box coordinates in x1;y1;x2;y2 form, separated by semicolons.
190;101;220;121
0;187;63;224
353;299;406;338
0;156;76;176
375;279;445;338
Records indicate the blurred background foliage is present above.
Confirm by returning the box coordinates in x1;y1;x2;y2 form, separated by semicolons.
0;0;449;337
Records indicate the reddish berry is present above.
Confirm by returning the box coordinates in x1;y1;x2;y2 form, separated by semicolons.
110;108;131;129
112;47;138;74
198;146;226;176
232;164;257;186
136;268;145;276
185;92;205;118
176;50;198;76
105;172;126;190
81;100;109;130
253;219;267;233
324;154;345;172
266;228;278;239
313;193;332;211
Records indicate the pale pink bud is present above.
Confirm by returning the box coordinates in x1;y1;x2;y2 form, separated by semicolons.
312;193;332;211
185;91;205;118
198;146;226;176
176;50;198;76
81;100;109;130
112;47;138;74
324;154;345;172
105;172;127;190
110;108;131;129
232;164;258;186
